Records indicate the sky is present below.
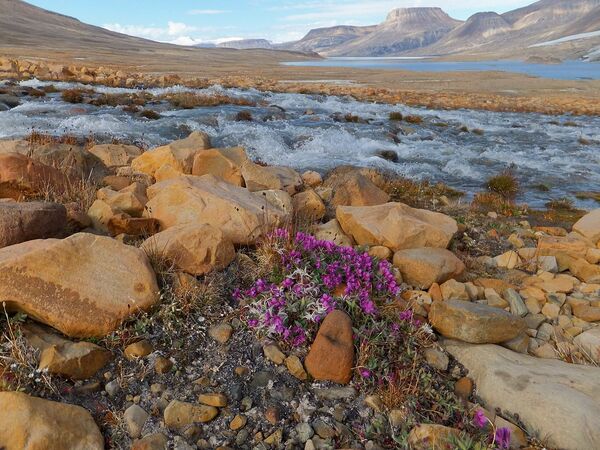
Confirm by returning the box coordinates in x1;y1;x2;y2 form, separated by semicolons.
27;0;536;45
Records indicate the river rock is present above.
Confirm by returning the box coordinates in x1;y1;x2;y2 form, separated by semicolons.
131;131;211;176
313;219;354;247
164;400;218;429
0;391;104;450
393;248;465;289
0;200;67;248
87;143;143;168
145;175;288;245
573;209;600;244
141;223;234;275
0;233;159;338
337;202;457;251
241;161;302;195
0;153;69;200
31;143;107;181
429;300;526;344
305;310;354;384
191;146;248;186
444;340;600;450
323;166;389;208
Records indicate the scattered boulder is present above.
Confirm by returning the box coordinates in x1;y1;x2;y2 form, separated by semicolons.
313;219;354;247
87;143;143;168
0;200;67;248
337;202;457;251
429;300;526;344
241;162;302;195
0;233;159;338
145;175;288;245
131;131;211;176
32;143;107;181
191;146;248;186
163;400;218;429
0;391;104;450
0;153;69;200
445;340;600;450
293;189;326;221
97;182;148;217
301;170;322;187
142;223;235;276
305;310;354;384
573;209;600;244
393;248;465;289
323;166;389;208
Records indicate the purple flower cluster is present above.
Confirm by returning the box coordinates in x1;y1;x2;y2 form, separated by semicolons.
239;229;401;347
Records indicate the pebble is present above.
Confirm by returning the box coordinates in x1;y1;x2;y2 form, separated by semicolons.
124;404;149;439
229;414;247;430
424;348;449;371
209;323;233;344
263;343;286;364
124;340;153;360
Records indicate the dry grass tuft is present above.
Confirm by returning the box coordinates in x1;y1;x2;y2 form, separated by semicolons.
61;88;88;104
162;92;256;109
380;172;464;209
471;192;520;216
404;115;423;124
389;111;403;121
485;169;519;200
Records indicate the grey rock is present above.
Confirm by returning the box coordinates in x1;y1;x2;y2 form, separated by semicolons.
504;289;528;317
296;423;315;443
124;404;148;438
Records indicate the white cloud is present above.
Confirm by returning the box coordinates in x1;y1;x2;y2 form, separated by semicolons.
168;36;203;46
188;9;229;15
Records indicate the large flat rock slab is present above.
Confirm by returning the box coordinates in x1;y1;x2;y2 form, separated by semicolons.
444;340;600;450
0;233;159;338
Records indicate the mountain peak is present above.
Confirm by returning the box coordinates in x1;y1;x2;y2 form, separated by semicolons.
385;7;458;26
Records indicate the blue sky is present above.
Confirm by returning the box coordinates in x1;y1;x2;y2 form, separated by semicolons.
27;0;535;44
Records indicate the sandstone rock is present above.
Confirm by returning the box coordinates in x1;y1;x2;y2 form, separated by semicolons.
241;162;302;195
145;175;287;245
569;258;600;283
323;166;389;208
124;340;153;360
301;170;322;187
368;245;392;260
124;404;149;439
87;143;143;168
191;146;248;186
538;235;592;259
292;189;326;221
87;199;114;232
107;214;159;237
305;310;354;384
97;182;148;217
0;391;104;450
255;189;293;216
572;304;600;322
198;393;227;407
424;348;449;371
337;202;457;251
141;223;234;276
313;219;354;247
0;233;159;338
0;139;29;155
164;400;218;429
263;343;286;365
440;279;470;301
573;209;600;244
573;328;600;364
131;131;211;176
208;323;233;344
429;300;526;344
0;153;69;200
32;143;106;181
444;340;600;450
494;250;521;269
230;415;248;431
22;323;111;380
0;200;66;248
407;423;461;450
285;355;308;380
393;248;465;289
131;433;168;450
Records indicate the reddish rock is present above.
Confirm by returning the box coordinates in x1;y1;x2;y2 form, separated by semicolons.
0;153;69;200
305;310;354;384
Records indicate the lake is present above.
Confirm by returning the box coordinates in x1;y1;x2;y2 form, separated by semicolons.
283;58;600;81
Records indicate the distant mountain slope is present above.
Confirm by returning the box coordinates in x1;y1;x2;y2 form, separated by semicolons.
281;26;377;55
217;39;275;50
330;8;462;56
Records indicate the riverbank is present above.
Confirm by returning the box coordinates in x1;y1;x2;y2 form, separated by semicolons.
2;56;600;116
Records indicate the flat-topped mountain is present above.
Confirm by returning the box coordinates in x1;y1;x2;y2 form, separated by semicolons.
217;39;275;50
283;25;376;55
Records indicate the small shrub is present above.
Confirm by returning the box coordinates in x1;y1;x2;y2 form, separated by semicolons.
235;110;253;122
389;111;403;121
42;85;59;94
533;183;550;192
563;121;578;127
61;89;85;104
140;109;161;120
344;113;362;123
459;125;469;132
485;170;519;200
404;115;423;124
472;128;485;136
163;92;256;109
545;197;575;211
434;122;449;127
27;88;46;98
122;104;140;113
578;137;591;145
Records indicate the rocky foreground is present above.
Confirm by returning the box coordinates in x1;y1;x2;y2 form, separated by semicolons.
1;130;600;450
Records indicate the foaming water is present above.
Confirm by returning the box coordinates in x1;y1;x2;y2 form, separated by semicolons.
1;79;599;207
